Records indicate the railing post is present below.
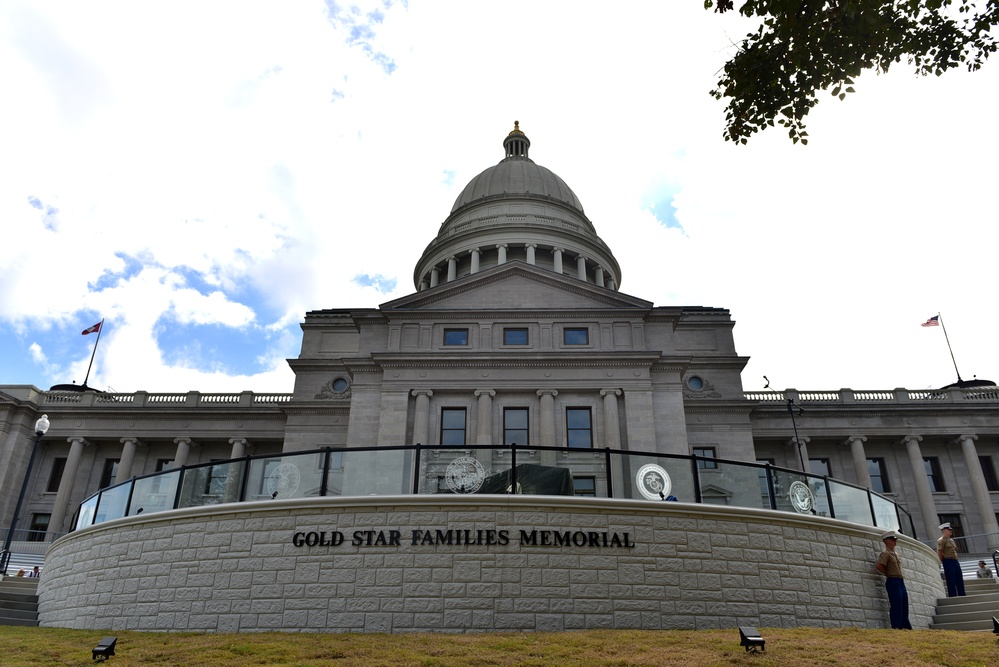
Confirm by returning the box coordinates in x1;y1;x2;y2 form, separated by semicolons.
412;444;422;495
691;455;702;504
604;448;613;499
238;455;252;502
320;448;332;497
510;443;517;494
124;480;137;518
172;465;188;510
765;465;776;510
824;477;835;519
866;490;878;527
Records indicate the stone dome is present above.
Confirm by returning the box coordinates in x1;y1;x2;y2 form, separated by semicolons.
414;122;621;292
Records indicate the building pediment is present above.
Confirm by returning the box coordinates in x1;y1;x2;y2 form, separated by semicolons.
382;262;652;313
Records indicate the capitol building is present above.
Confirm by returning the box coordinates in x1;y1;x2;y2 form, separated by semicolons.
1;124;997;632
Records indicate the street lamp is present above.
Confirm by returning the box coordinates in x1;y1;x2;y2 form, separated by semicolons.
0;414;49;575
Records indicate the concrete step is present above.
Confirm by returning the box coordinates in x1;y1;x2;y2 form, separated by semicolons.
0;598;38;612
0;614;39;627
934;591;999;608
929;618;995;632
0;576;39;627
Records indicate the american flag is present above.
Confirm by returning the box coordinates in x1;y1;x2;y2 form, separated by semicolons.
921;315;940;328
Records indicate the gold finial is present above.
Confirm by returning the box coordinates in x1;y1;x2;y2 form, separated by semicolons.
508;120;524;136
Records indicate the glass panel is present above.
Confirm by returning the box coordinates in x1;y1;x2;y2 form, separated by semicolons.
76;495;99;530
177;461;248;508
872;493;901;532
504;328;528;345
444;329;468;345
128;470;181;516
93;482;131;524
244;452;326;502
327;448;413;496
612;452;694;503
564;328;588;345
417;447;489;495
700;460;770;509
828;480;874;526
770;469;830;517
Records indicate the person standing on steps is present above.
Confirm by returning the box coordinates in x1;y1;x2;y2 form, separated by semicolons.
876;531;912;630
937;523;965;597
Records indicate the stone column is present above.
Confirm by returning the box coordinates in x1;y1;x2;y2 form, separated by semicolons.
49;437;87;533
118;437;139;481
496;243;507;264
229;437;247;459
430;267;440;287
958;434;999;544
601;389;622;450
526;244;536;265
447;256;457;282
847;435;870;488
552;247;563;273
576;255;587;280
788;436;810;472
470;248;480;274
903;435;938;538
537;390;558;465
595;266;605;287
224;438;249;503
474;390;495;445
173;437;193;468
411;390;433;445
608;278;617;291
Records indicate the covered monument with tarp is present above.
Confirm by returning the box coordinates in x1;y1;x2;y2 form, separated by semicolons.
476;463;574;496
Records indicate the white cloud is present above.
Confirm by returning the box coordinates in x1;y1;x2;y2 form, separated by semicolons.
1;1;998;395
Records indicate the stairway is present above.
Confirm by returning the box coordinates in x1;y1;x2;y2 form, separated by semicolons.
930;577;999;631
0;576;39;627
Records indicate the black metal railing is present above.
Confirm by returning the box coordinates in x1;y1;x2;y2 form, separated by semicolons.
72;443;916;537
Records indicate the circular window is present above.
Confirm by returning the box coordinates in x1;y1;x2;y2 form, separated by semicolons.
332;378;349;392
687;376;704;391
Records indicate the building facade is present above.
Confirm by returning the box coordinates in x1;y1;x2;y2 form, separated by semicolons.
2;123;998;550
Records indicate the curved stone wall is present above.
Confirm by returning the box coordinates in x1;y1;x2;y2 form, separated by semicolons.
38;496;943;632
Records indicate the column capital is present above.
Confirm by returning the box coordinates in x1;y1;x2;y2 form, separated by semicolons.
525;243;537;249
174;436;199;448
956;434;979;444
576;254;588;261
844;435;867;445
411;389;434;398
470;247;480;254
228;437;248;446
67;436;91;446
120;436;144;446
600;388;622;397
900;434;923;445
536;389;559;398
786;436;810;447
551;246;563;254
495;243;508;249
474;389;495;398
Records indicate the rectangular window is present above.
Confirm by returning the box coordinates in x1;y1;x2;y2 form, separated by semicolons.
867;458;891;494
925;457;946;492
47;457;67;493
563;328;589;345
757;459;775;502
693;447;717;469
27;513;49;542
503;328;528;345
809;458;831;477
441;408;467;445
574;476;596;497
443;328;468;346
980;456;999;492
99;459;120;489
566;408;593;449
504;408;529;446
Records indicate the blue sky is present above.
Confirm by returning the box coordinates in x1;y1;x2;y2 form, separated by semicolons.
3;1;999;394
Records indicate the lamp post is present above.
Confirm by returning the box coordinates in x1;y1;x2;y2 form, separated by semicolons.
1;414;49;575
786;399;806;472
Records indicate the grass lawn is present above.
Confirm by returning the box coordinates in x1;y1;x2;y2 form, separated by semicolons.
0;626;996;666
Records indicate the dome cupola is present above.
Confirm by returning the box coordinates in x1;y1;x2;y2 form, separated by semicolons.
414;123;621;291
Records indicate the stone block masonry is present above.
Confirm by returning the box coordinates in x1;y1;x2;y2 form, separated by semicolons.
37;496;943;633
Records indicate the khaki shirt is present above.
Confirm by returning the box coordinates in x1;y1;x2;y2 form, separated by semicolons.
878;548;904;578
937;535;959;560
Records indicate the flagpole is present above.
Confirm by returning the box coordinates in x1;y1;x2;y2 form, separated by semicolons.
937;313;963;383
82;318;104;389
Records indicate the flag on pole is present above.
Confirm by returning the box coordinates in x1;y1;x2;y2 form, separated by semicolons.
82;322;102;335
921;315;940;328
